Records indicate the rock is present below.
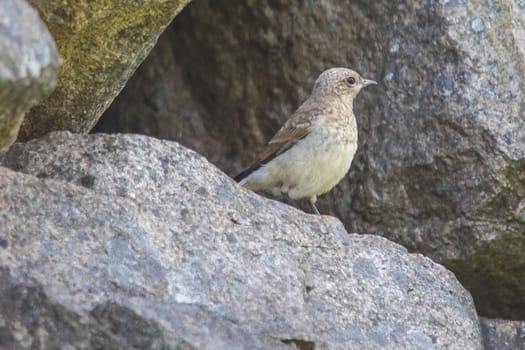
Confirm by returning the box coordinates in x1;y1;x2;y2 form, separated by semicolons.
93;31;220;164
96;0;525;319
16;0;192;142
0;0;61;150
480;317;525;350
0;132;482;349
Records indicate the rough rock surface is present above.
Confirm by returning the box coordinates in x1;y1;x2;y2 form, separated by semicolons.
0;0;60;150
0;132;482;349
16;0;191;142
480;317;525;350
97;0;525;319
94;32;218;161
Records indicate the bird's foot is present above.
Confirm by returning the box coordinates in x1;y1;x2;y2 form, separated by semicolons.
310;202;321;215
308;195;321;215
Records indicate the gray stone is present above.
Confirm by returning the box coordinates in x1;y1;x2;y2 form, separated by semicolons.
0;132;482;349
0;0;60;150
470;17;485;33
480;317;525;350
93;31;221;164
16;0;192;142
97;0;525;319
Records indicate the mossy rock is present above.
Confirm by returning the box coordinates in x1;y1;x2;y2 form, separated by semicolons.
18;0;192;141
446;231;525;319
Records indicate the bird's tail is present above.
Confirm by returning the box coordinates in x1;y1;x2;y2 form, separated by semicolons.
233;168;252;183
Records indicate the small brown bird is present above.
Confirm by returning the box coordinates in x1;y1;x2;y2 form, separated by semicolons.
235;67;376;215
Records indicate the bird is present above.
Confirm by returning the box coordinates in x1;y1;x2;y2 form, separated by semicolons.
234;67;376;215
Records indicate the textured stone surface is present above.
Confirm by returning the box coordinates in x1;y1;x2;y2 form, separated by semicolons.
16;0;191;142
0;132;482;349
480;317;525;350
97;0;525;319
0;0;60;150
94;31;219;160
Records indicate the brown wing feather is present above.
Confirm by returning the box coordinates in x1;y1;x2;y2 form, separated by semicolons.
234;98;326;182
234;126;309;182
268;126;310;145
251;126;309;167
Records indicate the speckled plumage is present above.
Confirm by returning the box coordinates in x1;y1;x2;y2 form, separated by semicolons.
235;67;376;214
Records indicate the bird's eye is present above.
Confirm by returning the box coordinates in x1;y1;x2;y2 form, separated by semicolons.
346;77;356;85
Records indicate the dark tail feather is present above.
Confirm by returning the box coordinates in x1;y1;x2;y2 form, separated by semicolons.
233;168;253;183
234;150;281;183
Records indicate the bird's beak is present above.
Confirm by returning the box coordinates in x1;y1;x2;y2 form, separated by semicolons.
362;79;378;87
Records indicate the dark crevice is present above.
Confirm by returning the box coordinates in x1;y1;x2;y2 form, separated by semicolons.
281;338;316;350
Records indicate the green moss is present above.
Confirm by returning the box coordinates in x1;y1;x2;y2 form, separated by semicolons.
462;160;525;319
19;0;191;140
0;113;23;151
445;230;525;319
506;158;525;196
476;159;525;222
0;78;58;150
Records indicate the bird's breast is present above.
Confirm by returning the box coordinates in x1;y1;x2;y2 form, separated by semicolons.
282;122;358;199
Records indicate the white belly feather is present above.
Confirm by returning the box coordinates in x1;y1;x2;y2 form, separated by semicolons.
242;126;357;200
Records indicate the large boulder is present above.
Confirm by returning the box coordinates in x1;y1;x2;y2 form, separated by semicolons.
0;0;60;150
480;318;525;350
0;132;482;349
97;0;525;319
16;0;192;142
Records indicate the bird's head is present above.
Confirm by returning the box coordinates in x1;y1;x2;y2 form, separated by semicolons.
312;67;377;99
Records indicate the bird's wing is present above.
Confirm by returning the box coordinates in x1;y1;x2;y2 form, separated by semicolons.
234;102;325;182
233;125;309;182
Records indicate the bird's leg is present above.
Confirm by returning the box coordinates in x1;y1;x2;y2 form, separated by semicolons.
280;183;289;195
308;195;321;215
